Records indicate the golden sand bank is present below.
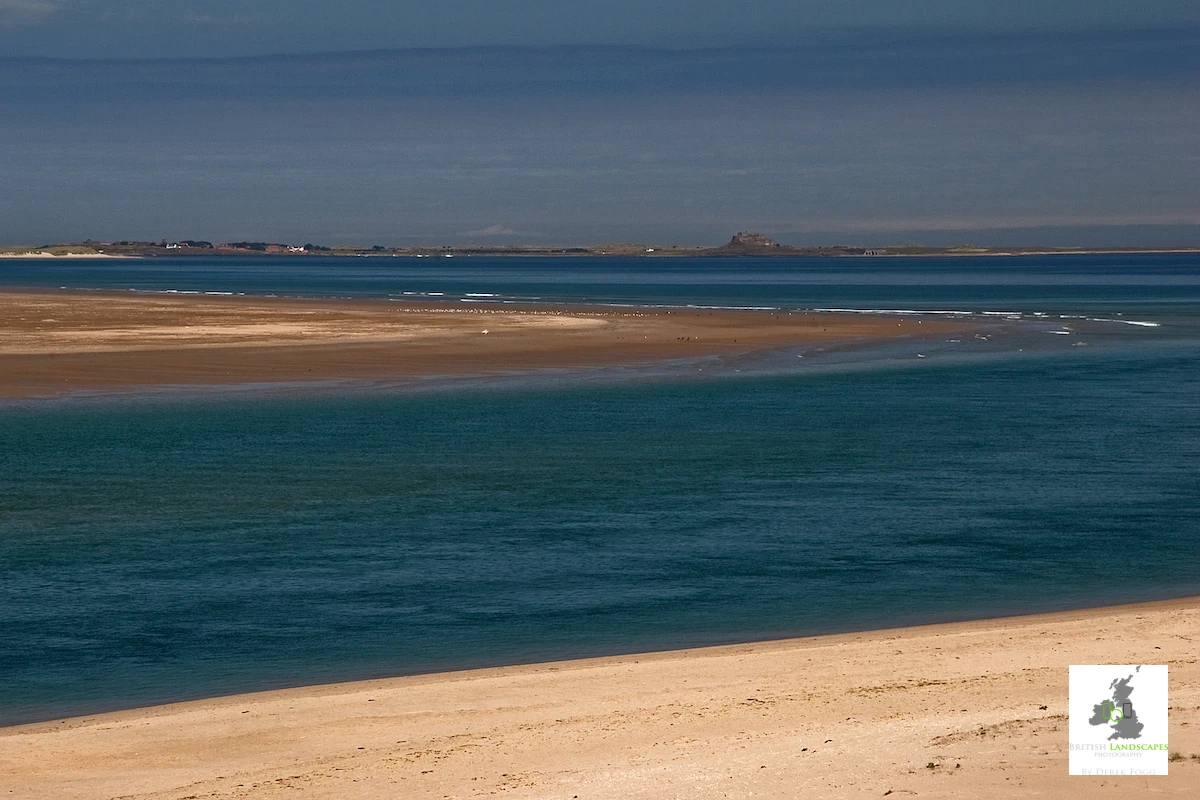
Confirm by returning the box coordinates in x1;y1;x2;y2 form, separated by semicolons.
2;598;1197;799
0;290;958;396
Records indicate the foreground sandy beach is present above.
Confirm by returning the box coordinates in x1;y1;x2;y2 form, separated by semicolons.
0;290;958;396
2;598;1197;798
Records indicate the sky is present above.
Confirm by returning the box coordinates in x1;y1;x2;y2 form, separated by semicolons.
1;2;1198;246
2;1;1200;58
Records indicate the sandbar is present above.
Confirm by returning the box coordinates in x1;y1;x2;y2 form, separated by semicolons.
0;290;963;397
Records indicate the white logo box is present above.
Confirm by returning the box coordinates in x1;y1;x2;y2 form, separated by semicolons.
1068;664;1168;776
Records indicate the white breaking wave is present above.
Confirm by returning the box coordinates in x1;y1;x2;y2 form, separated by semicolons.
1089;318;1161;327
812;307;1010;317
681;304;780;311
813;307;1162;327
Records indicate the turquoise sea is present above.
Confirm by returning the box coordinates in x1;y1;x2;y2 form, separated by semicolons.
1;254;1198;726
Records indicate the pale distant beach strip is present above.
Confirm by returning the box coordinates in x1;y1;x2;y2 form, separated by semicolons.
0;251;134;259
2;597;1197;799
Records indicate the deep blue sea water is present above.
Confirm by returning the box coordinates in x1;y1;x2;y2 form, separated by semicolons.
1;254;1198;726
3;252;1199;318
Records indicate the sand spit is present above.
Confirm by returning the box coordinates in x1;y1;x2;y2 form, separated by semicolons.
0;252;134;259
0;289;961;397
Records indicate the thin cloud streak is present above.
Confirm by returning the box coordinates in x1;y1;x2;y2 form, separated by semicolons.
463;225;522;237
4;31;1198;93
0;0;60;28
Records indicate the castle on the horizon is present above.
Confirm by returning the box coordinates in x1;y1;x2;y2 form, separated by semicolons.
725;231;780;249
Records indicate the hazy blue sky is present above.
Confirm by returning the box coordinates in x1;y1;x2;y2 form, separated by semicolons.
1;4;1198;245
2;1;1200;57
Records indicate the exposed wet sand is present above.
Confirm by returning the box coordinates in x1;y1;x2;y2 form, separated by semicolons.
0;290;962;396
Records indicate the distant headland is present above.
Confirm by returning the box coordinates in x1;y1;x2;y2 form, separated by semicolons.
2;233;1197;259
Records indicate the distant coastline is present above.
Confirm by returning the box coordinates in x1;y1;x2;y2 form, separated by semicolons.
3;232;1199;260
